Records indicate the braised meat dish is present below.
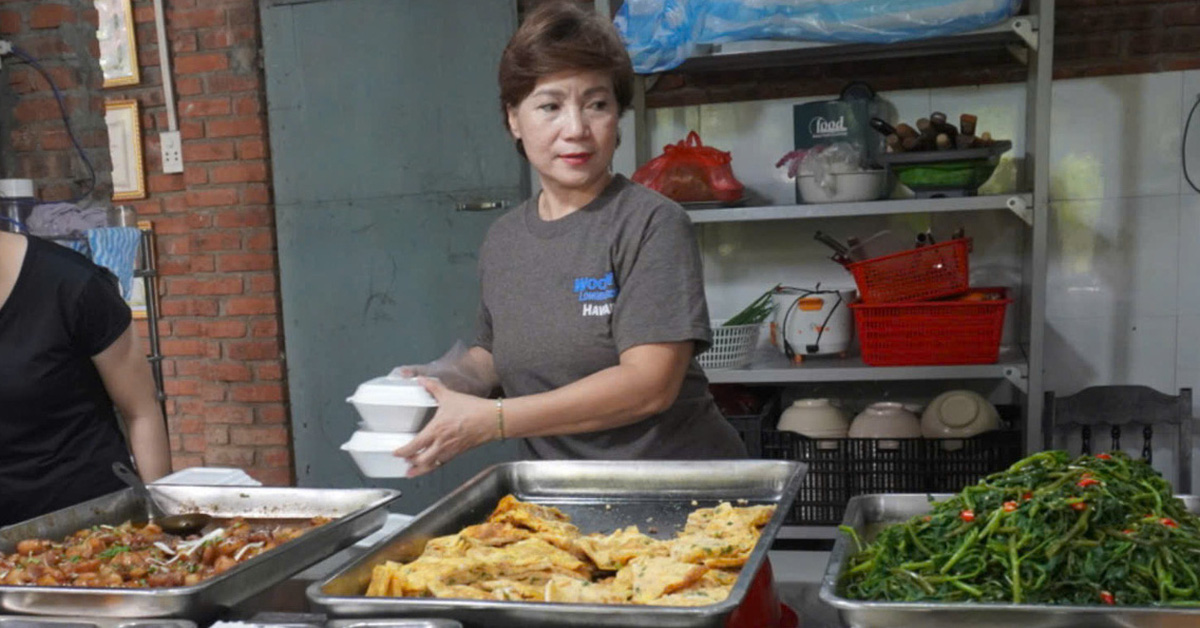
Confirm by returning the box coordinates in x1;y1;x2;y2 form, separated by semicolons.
366;495;774;606
0;517;329;588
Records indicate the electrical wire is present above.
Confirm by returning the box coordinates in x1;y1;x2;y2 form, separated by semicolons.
778;284;846;359
8;45;97;204
1185;93;1200;195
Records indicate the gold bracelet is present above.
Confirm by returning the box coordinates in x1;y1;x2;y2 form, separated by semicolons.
496;397;506;441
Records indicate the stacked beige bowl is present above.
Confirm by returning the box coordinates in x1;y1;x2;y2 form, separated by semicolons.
341;376;438;477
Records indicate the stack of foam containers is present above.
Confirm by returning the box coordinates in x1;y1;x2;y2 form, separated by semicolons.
342;376;437;478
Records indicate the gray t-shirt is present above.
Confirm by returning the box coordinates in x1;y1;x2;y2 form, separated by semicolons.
475;175;746;461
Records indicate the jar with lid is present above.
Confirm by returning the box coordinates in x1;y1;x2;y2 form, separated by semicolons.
0;179;35;233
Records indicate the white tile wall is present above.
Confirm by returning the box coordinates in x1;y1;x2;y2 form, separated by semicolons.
1183;70;1200;198
1181;194;1200;316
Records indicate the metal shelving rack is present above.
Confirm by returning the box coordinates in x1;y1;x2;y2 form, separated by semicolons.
615;0;1055;455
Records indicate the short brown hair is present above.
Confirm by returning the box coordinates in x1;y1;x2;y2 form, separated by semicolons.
498;1;634;126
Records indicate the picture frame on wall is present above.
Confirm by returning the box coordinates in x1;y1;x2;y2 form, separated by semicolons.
105;99;146;201
96;0;140;88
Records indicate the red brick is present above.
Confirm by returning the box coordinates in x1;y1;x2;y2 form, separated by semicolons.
244;229;275;251
1165;4;1200;25
189;255;216;272
199;382;228;402
207;116;264;138
181;121;205;140
172;455;205;471
255;363;283;381
148;173;187;193
186;188;239;207
206;425;230;445
175;77;203;96
233;95;261;116
227;340;280;360
175;53;229;75
133;5;157;23
173;359;206;377
230;426;289;446
14;98;60;123
178;401;253;424
206;321;248;338
206;74;260;93
208;361;252;380
169;433;181;451
171;8;225;29
184;140;235;162
1056;6;1157;34
194;232;242;252
218;253;275;272
211;162;268;183
172;32;198;54
182;434;206;453
259;447;291;468
181;96;232;117
251;319;279;338
257;405;288;423
161;339;208;357
165;379;201;396
172;320;205;338
30;4;74;29
231;384;286;403
0;10;21;34
247;467;292;487
160;297;220;317
241;184;272;205
184;166;208;186
205;447;256;467
166;276;243;296
177;417;205;434
215;207;273;228
238;137;267;160
225;297;277;316
200;29;234;50
246;274;278;294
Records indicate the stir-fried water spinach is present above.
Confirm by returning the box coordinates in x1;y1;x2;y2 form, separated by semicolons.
839;451;1200;606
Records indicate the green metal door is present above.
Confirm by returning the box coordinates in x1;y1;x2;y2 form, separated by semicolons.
260;0;523;511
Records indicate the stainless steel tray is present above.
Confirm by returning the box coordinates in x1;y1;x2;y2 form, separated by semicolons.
327;620;463;628
309;460;806;628
820;493;1200;628
0;485;402;620
0;617;195;628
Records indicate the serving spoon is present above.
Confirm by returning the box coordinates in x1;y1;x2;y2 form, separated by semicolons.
112;462;212;536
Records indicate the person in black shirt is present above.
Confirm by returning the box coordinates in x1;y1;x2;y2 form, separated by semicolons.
0;230;170;525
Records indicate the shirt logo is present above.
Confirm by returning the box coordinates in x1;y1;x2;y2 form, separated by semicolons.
573;271;617;317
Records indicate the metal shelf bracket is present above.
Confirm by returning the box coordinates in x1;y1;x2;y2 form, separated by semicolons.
1007;195;1033;226
1004;366;1029;394
1011;17;1038;51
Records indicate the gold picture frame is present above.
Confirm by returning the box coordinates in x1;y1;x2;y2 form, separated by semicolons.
105;99;146;201
97;0;140;88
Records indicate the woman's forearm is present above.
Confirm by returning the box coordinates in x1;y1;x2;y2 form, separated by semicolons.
125;412;172;481
92;326;173;482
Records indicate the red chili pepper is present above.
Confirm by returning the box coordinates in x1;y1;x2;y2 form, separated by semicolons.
923;515;932;522
1161;518;1178;528
1071;502;1088;511
1003;501;1018;512
1077;474;1101;488
1022;492;1033;501
1123;529;1135;535
960;509;976;522
1100;591;1115;605
1096;453;1112;460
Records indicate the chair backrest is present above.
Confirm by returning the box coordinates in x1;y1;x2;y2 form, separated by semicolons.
1044;386;1193;493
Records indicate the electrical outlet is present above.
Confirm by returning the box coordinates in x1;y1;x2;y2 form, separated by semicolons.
160;130;184;174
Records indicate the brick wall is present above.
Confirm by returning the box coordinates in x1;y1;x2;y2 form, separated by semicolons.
0;0;292;486
0;0;111;202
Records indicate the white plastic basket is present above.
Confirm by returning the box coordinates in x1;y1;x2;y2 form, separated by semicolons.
699;322;760;370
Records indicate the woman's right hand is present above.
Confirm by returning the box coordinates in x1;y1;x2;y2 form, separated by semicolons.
393;377;495;477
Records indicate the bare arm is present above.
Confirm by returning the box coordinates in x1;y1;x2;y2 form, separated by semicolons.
396;341;693;476
92;325;172;482
396;344;500;397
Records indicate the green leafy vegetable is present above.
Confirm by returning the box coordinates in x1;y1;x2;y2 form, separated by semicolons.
97;545;130;559
839;451;1200;606
723;285;779;326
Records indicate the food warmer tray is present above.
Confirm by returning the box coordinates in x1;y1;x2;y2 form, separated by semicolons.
308;460;807;628
326;620;463;628
0;485;401;620
821;493;1200;628
0;616;196;628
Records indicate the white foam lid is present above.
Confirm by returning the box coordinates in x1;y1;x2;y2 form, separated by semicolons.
347;376;437;406
341;430;418;452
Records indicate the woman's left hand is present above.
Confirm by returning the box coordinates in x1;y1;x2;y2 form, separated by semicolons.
393;377;495;477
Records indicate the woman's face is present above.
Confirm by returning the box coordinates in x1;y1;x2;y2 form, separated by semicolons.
507;69;619;196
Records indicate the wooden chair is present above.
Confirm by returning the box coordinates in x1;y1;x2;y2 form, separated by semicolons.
1043;386;1193;493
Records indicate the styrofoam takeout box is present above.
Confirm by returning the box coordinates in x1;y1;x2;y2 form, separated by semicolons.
346;376;438;431
341;430;416;478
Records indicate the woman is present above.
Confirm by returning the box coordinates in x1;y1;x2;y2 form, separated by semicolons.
395;1;745;476
0;228;171;525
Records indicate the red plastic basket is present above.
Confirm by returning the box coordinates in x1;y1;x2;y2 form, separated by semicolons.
851;287;1011;366
847;238;971;303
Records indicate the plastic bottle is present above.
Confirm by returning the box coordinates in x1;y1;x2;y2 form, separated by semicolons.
0;179;35;234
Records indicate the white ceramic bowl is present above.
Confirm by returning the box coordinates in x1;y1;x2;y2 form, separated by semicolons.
796;170;887;204
347;376;438;432
921;390;1000;439
341;430;416;478
778;399;850;438
848;402;922;439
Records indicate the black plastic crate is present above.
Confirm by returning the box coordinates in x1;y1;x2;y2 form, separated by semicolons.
721;394;780;459
761;429;1024;526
